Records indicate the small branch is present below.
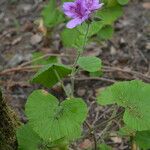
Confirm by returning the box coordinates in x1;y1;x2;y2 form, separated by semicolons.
103;66;150;82
85;121;97;150
20;53;70;67
83;110;124;139
93;133;97;150
97;105;118;142
75;77;116;83
1;58;150;82
0;65;42;75
85;121;92;131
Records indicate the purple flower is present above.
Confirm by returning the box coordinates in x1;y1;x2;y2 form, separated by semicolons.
63;0;103;29
84;0;104;12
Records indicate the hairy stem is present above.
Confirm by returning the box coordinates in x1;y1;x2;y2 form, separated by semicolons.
70;51;81;97
70;23;90;97
54;69;70;98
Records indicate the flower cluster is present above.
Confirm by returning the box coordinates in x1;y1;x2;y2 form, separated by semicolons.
63;0;103;28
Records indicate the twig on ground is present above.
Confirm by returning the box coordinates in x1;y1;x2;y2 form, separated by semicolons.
85;121;97;150
19;53;71;67
0;65;42;75
0;54;150;82
103;66;150;82
83;109;124;139
97;105;118;142
75;77;116;83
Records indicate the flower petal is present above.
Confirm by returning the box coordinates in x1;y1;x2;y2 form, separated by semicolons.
63;2;77;18
83;0;104;11
66;18;84;29
92;3;104;10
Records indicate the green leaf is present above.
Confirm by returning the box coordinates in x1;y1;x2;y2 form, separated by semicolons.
97;80;150;131
107;0;118;7
77;56;102;72
98;143;112;150
88;21;104;37
47;138;68;150
31;63;71;88
101;0;118;7
32;52;58;65
61;28;82;49
17;124;69;150
134;130;150;150
90;70;103;77
97;25;114;40
117;0;129;5
77;22;104;37
41;0;64;28
17;124;43;150
25;90;88;141
97;5;123;25
118;126;135;136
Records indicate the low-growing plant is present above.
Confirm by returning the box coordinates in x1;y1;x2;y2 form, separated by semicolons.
16;0;150;150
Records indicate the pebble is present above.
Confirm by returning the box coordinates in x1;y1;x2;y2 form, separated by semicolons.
77;88;86;97
110;46;117;55
7;54;32;67
20;4;32;13
146;43;150;50
30;34;42;46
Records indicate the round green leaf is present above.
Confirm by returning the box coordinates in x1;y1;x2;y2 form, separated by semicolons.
25;90;88;141
17;124;43;150
17;124;68;150
77;56;102;72
135;130;150;150
97;80;150;131
31;64;71;88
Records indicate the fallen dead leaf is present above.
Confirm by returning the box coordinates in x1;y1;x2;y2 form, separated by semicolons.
142;2;150;9
110;133;122;144
79;139;92;149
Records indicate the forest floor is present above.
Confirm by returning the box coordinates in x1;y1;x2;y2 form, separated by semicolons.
0;0;150;149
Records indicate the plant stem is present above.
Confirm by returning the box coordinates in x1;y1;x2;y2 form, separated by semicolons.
70;51;81;97
70;23;90;97
93;134;97;150
54;69;70;98
83;23;90;50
